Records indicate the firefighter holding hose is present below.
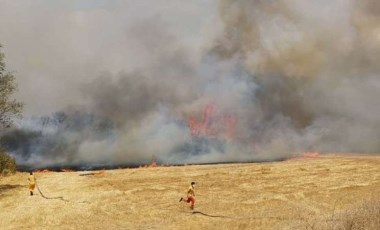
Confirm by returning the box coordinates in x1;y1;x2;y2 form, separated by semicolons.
28;172;36;196
179;182;196;210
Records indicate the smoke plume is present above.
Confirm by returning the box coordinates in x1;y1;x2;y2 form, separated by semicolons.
0;0;379;169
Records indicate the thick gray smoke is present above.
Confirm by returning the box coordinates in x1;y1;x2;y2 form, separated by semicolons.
213;0;380;154
0;0;379;168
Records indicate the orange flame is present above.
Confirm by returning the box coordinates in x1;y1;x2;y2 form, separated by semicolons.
137;158;178;168
35;169;52;173
187;102;237;140
301;152;320;158
61;168;75;172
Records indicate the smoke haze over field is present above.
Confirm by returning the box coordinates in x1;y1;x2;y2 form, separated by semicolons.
0;0;379;168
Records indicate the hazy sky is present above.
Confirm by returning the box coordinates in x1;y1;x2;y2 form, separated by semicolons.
0;0;219;115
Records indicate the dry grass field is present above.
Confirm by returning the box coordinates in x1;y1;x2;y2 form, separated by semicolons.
1;155;379;230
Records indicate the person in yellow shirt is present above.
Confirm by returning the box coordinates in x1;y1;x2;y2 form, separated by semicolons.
179;182;196;210
28;172;36;196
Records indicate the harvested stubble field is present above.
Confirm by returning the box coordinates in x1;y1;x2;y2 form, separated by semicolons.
0;155;379;230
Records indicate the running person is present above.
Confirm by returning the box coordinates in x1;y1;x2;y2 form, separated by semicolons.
179;182;196;210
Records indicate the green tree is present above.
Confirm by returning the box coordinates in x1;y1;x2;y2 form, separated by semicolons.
0;44;23;128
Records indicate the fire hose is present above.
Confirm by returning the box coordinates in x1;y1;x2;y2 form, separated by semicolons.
36;184;69;202
158;203;298;220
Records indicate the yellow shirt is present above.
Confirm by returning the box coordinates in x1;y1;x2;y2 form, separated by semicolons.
187;186;195;197
28;175;36;184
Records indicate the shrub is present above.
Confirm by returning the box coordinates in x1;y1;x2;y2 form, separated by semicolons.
335;198;380;230
300;196;380;230
0;149;16;176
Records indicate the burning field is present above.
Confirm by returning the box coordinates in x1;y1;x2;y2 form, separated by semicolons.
1;154;379;229
1;1;380;229
1;0;380;170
